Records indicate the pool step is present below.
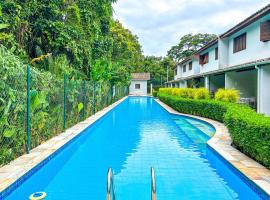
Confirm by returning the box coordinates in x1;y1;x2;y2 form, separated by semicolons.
106;167;157;200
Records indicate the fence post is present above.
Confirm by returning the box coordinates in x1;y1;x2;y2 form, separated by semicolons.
93;81;96;114
26;65;31;154
63;74;67;130
83;80;86;119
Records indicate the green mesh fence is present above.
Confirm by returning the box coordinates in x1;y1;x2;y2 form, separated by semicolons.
0;63;27;165
0;64;129;166
30;68;64;149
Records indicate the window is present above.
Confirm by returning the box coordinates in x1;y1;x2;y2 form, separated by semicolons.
183;65;186;73
215;47;218;60
199;53;209;65
260;20;270;42
135;84;140;89
174;68;178;75
233;33;246;53
189;62;192;70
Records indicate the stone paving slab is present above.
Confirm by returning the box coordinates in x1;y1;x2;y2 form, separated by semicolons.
0;97;127;194
155;98;270;197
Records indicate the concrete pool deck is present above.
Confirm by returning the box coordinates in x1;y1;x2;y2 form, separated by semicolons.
155;98;270;197
0;97;128;198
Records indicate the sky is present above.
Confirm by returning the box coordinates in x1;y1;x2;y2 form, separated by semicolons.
113;0;270;57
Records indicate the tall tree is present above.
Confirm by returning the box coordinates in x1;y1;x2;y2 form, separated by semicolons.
138;56;175;86
167;33;217;62
0;0;144;84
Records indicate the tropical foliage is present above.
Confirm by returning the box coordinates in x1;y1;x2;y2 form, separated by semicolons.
215;89;240;103
167;33;217;62
139;56;175;88
0;46;127;165
0;0;142;81
159;88;210;100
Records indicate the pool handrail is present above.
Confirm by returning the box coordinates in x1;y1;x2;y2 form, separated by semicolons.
151;167;157;200
107;168;116;200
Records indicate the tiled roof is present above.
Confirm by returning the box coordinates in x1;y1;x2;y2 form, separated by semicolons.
167;57;270;83
131;73;150;80
175;4;270;59
220;4;270;38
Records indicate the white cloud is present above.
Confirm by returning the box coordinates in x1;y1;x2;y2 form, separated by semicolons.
113;0;270;56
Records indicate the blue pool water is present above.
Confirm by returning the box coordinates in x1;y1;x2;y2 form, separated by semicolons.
3;97;265;200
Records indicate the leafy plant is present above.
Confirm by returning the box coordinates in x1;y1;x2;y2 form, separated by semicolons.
159;88;210;100
215;89;240;103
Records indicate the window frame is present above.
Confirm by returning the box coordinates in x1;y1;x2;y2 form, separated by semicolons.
183;65;186;73
215;47;218;60
199;53;209;65
233;33;247;53
135;84;140;89
189;62;192;71
260;20;270;42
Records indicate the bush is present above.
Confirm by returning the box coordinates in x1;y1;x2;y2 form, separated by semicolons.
215;88;240;103
158;88;210;100
158;92;270;169
152;90;158;97
194;88;210;100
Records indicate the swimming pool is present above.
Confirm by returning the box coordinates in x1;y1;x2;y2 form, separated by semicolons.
2;97;266;199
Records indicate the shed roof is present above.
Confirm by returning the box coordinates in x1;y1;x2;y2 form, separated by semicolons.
131;73;150;81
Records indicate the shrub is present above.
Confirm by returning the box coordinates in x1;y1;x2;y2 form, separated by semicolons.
152;90;158;97
215;88;240;103
158;92;270;169
158;92;227;122
158;88;210;100
194;88;210;100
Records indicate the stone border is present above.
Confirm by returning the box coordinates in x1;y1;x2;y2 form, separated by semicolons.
155;99;270;198
0;97;128;197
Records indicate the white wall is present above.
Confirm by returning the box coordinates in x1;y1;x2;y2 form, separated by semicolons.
225;70;257;98
176;59;200;79
193;59;200;75
258;65;270;116
227;14;270;67
181;61;194;78
129;80;148;95
174;65;182;80
179;80;187;88
200;44;219;73
218;38;229;69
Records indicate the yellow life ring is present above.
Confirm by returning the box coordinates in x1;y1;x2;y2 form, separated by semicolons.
29;192;47;200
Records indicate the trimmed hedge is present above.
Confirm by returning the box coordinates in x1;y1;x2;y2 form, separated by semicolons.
159;88;210;100
158;92;270;169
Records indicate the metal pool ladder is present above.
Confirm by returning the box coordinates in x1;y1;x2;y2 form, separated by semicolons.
151;167;157;200
107;168;116;200
106;167;157;200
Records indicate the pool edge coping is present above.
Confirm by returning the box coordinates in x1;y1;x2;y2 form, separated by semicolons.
0;96;128;198
155;98;270;198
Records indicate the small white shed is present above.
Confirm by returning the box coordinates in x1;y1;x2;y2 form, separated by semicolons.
129;73;150;96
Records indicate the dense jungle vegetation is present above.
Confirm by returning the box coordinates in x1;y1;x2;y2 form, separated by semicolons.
0;0;216;165
0;0;147;165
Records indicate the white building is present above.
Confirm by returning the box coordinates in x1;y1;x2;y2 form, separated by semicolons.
167;4;270;116
129;73;150;96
